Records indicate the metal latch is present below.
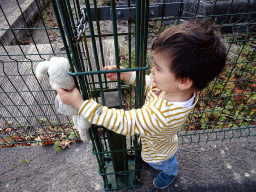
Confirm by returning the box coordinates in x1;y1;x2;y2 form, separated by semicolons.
85;2;184;21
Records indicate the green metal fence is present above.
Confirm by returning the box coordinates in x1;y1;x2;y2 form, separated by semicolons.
0;0;73;148
0;0;255;189
1;0;254;145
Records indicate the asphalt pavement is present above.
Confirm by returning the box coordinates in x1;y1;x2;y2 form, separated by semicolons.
1;133;256;192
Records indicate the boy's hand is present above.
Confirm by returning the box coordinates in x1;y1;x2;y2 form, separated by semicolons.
103;65;132;82
57;87;84;110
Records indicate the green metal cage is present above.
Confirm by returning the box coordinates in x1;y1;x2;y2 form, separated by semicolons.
53;0;151;189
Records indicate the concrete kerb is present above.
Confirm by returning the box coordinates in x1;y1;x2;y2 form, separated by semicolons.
0;0;49;46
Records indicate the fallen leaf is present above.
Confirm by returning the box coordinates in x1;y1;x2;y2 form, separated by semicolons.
21;143;31;146
38;129;44;133
41;136;49;140
214;89;222;96
4;128;12;133
24;136;32;141
22;159;30;164
35;136;42;144
42;141;55;146
46;125;54;130
60;140;71;149
13;136;22;142
251;109;256;115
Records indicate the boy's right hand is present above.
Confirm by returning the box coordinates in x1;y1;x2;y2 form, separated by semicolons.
103;65;132;82
57;87;84;110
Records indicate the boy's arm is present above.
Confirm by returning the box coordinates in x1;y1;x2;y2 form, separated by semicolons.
78;98;166;137
57;87;197;137
104;66;153;96
57;87;164;136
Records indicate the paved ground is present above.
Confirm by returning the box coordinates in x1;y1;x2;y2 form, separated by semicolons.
0;0;50;45
0;135;256;192
0;0;26;25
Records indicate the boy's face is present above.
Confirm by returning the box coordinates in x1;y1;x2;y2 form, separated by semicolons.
151;52;181;94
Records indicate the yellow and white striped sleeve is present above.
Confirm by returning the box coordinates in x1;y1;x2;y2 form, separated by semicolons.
128;72;153;96
78;98;168;137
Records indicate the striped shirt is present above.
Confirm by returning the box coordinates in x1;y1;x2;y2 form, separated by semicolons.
79;72;199;162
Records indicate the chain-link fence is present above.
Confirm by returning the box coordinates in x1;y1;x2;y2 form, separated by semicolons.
0;0;75;147
0;0;255;148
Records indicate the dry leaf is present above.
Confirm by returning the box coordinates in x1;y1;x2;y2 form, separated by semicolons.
38;129;44;133
60;140;71;149
46;125;54;130
35;136;42;142
4;128;12;133
25;136;32;141
42;141;55;146
13;136;22;142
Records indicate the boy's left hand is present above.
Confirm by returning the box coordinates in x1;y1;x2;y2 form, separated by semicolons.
57;87;84;110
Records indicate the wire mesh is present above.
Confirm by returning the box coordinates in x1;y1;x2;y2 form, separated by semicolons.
0;0;75;147
0;0;255;149
0;0;255;190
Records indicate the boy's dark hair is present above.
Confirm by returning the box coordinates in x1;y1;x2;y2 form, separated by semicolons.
151;20;227;90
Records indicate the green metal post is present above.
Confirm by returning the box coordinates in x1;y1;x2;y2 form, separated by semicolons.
107;0;128;181
56;0;89;99
84;0;106;105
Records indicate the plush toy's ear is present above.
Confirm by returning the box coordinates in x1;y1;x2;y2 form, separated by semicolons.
36;61;51;79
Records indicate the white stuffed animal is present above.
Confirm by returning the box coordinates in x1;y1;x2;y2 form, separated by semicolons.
36;57;91;142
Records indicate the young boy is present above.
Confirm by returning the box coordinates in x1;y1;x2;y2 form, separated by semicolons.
57;21;227;189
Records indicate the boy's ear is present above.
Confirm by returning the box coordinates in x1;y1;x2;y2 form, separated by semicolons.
178;77;193;90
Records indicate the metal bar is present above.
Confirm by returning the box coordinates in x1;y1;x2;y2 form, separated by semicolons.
111;0;122;108
90;125;108;187
15;0;44;59
51;0;72;60
56;0;89;100
84;0;106;105
128;0;132;68
74;1;96;96
64;0;76;33
134;0;141;109
140;0;149;105
139;0;145;106
82;3;183;21
72;0;79;23
67;63;150;76
35;0;55;54
93;1;108;89
159;0;166;32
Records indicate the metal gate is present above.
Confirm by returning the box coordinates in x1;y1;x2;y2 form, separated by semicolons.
0;0;256;189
